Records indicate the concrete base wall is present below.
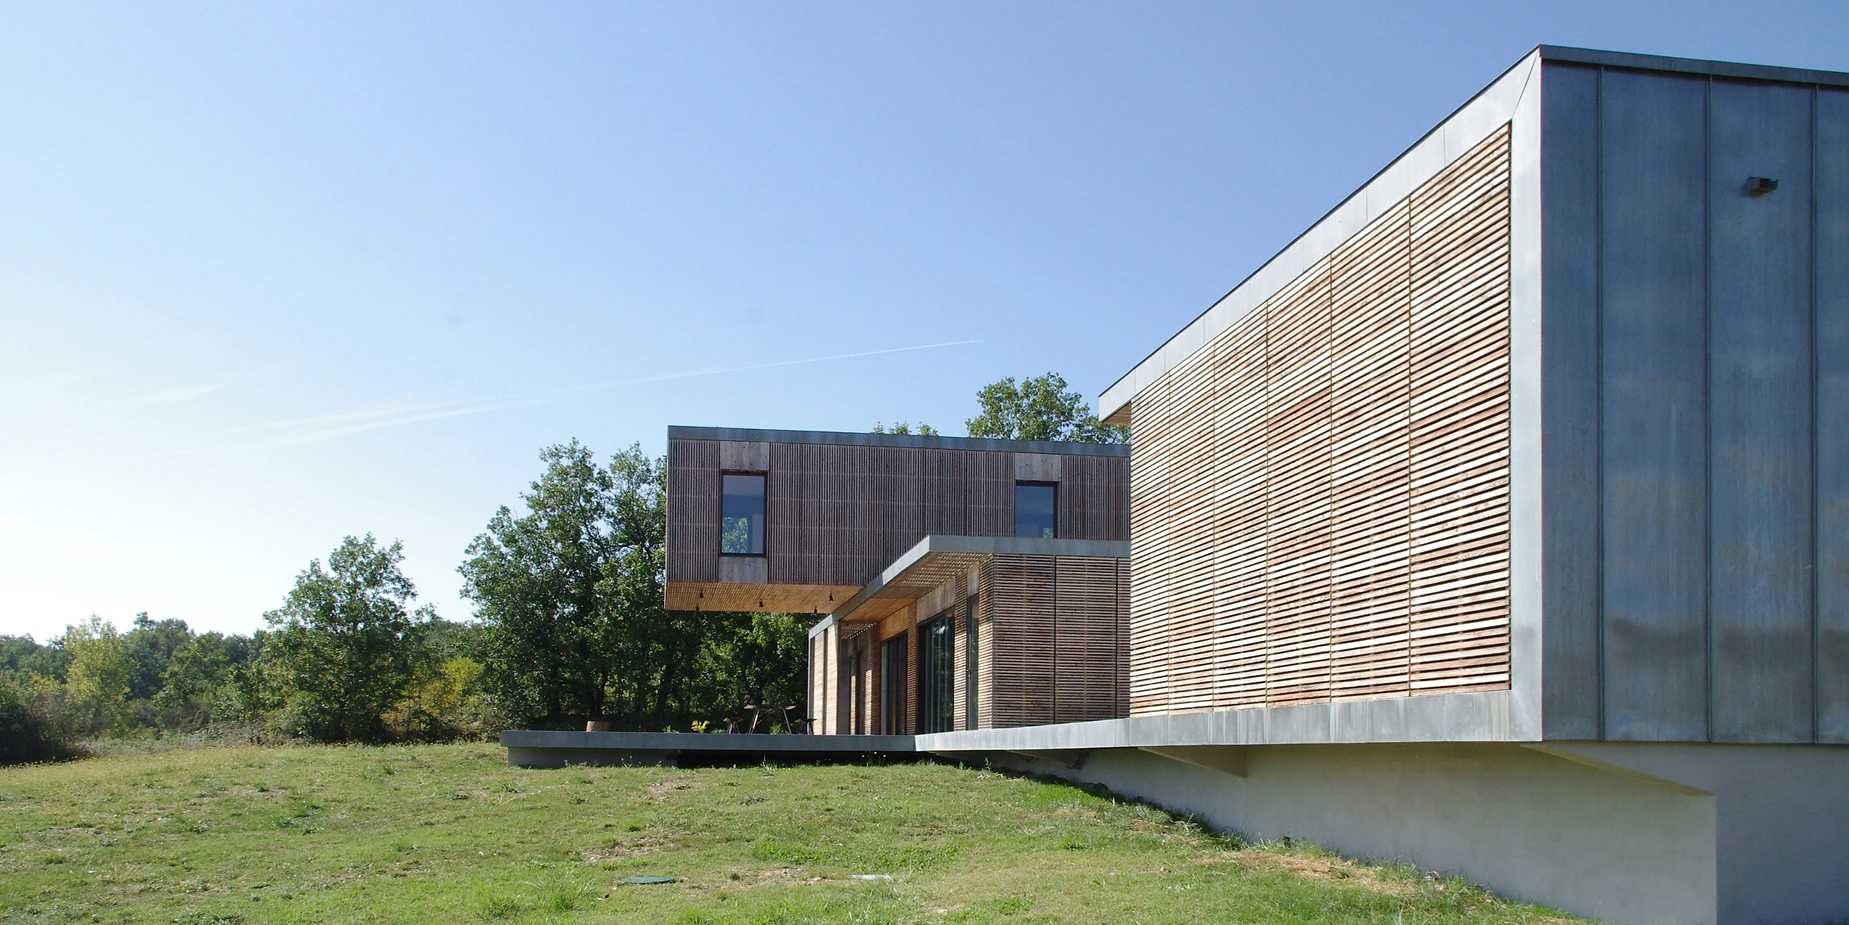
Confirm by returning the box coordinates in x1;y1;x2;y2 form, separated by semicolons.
969;742;1849;925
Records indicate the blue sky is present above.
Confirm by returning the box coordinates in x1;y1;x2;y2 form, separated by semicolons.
3;2;1844;641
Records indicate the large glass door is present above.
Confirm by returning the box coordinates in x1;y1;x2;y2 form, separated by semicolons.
880;633;908;735
916;615;955;734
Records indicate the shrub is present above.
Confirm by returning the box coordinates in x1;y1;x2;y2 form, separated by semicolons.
385;656;506;741
0;674;83;765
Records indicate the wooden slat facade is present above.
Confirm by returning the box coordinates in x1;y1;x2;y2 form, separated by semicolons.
811;553;1128;732
667;434;1130;614
1127;124;1512;716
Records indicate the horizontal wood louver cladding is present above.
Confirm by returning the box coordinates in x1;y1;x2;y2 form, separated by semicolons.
1263;262;1335;706
1408;123;1512;693
1329;198;1413;700
667;439;720;583
1165;345;1219;712
1125;124;1511;716
1213;312;1268;708
1129;374;1171;715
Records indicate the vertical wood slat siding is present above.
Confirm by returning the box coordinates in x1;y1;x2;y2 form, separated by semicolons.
1055;556;1123;722
667;440;720;583
1116;558;1132;717
671;439;1128;594
989;555;1056;727
767;442;804;584
922;449;968;536
1127;124;1512;716
967;451;1015;537
977;561;995;729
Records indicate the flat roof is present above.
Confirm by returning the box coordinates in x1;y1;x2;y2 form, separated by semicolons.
1097;44;1849;421
669;425;1129;457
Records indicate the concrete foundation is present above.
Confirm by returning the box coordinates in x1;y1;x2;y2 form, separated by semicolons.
961;742;1849;925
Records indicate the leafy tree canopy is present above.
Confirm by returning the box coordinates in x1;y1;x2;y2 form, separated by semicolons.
871;421;938;436
263;534;434;742
965;372;1126;443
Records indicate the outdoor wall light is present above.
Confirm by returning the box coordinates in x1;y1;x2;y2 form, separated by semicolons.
1746;176;1779;196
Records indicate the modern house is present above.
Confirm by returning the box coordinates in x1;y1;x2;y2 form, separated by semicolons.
664;426;1131;735
654;45;1849;925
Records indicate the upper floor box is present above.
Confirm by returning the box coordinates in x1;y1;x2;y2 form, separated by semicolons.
665;426;1130;614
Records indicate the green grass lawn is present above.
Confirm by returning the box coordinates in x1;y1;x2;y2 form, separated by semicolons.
0;743;1581;924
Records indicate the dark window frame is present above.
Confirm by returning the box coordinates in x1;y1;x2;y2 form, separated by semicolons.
880;632;909;735
719;470;768;557
916;611;955;734
964;593;980;728
1013;480;1058;539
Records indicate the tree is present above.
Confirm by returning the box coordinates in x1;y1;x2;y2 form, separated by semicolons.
122;614;193;701
263;535;434;742
153;631;249;729
62;616;131;733
871;421;938;436
0;635;69;681
462;442;661;725
965;372;1126;443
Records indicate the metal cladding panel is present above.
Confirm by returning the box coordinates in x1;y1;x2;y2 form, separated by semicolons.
1707;79;1816;742
1597;70;1710;742
1820;88;1849;743
1538;62;1603;739
1538;64;1844;744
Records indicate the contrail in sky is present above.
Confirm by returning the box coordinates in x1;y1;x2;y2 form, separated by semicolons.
247;338;981;446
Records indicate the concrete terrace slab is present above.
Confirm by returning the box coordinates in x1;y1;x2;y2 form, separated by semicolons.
500;730;917;768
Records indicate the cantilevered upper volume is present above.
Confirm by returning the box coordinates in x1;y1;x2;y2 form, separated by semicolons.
663;425;1128;615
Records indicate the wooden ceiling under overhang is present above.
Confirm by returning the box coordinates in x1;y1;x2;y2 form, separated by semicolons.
664;582;860;616
833;550;990;624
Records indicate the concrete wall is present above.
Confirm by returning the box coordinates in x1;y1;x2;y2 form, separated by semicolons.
1539;63;1849;743
983;741;1849;925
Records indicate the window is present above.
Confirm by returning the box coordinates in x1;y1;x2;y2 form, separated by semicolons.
1014;481;1057;538
964;594;980;727
916;614;955;734
881;632;908;735
721;473;766;555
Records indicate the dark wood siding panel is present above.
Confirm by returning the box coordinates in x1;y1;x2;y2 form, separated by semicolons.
1055;556;1122;723
922;449;968;536
767;442;805;584
967;451;1014;537
667;439;720;583
988;554;1056;727
876;448;923;569
1116;557;1132;717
